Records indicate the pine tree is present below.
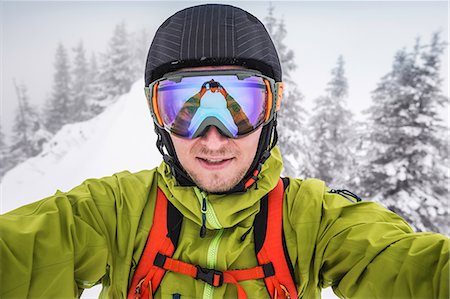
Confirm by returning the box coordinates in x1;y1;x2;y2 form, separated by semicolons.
100;22;134;98
264;4;308;177
0;124;5;150
71;41;89;122
45;43;72;133
85;52;107;116
306;56;355;186
0;124;8;178
361;33;449;233
11;81;51;163
264;4;277;37
130;28;151;81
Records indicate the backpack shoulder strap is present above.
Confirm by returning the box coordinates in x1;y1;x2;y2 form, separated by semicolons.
254;178;298;298
128;187;183;299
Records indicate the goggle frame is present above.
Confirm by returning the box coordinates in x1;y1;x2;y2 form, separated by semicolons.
144;69;284;138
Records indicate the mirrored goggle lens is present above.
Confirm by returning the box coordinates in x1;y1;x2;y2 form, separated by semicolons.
155;74;269;138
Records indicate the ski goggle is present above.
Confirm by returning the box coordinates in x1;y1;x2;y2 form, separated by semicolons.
145;69;283;139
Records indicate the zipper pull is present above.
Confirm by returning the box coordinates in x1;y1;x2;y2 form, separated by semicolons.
194;188;210;237
200;194;207;238
240;227;252;242
328;189;362;203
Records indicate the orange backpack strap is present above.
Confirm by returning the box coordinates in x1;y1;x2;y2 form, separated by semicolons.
255;178;298;299
151;251;276;299
128;188;183;299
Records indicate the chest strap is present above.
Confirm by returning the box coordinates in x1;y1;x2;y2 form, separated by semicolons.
153;252;277;299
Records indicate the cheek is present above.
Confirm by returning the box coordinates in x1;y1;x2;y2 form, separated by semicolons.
238;130;262;161
171;137;194;163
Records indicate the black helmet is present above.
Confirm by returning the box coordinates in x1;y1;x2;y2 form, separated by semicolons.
145;4;282;193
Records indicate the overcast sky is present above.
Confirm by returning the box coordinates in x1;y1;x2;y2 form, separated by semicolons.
1;1;448;137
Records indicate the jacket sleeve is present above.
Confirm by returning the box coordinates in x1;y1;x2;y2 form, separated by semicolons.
0;171;153;298
315;184;449;298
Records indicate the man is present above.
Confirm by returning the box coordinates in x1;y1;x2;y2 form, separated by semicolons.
0;4;448;299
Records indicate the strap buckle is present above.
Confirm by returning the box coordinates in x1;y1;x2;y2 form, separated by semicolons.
195;265;224;287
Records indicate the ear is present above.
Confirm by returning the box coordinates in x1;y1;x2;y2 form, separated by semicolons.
275;82;284;111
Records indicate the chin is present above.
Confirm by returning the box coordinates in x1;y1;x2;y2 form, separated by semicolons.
199;180;234;193
194;174;242;193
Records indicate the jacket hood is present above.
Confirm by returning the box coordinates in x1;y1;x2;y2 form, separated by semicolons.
157;146;283;229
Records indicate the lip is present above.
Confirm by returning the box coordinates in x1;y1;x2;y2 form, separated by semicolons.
196;157;234;170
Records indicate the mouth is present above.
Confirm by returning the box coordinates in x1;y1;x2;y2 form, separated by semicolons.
196;157;234;169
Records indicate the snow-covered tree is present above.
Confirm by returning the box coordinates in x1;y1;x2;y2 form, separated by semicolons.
0;124;5;150
264;4;308;177
305;56;355;186
130;28;152;81
85;52;108;116
45;43;72;133
11;81;51;164
100;22;134;98
70;41;89;122
0;124;9;178
361;33;449;233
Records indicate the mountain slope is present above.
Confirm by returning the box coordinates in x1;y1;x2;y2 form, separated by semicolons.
1;79;159;212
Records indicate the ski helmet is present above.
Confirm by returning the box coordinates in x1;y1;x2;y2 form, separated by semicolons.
145;4;283;193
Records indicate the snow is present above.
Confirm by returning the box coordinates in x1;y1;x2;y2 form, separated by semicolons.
1;79;159;212
0;79;339;298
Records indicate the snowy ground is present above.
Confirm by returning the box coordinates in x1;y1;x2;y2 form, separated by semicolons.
1;79;338;298
1;79;158;210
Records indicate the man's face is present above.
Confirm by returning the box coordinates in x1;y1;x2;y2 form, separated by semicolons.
170;66;262;193
172;126;262;193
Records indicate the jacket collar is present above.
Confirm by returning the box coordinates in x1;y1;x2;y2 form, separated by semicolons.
157;146;283;229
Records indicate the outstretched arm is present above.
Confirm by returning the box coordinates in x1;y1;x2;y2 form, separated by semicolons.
218;86;254;135
286;178;449;298
171;85;207;136
0;170;157;298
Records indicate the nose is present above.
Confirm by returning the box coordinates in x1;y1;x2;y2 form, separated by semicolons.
199;126;229;150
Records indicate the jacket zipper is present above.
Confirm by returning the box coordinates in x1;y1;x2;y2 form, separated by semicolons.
194;188;225;299
203;229;224;299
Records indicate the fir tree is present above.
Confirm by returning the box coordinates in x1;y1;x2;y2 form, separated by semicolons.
71;41;89;121
86;52;107;116
0;124;5;150
45;43;72;133
264;4;277;37
0;124;8;178
306;56;355;186
11;81;51;163
361;33;449;233
100;22;134;98
130;28;151;81
264;4;308;177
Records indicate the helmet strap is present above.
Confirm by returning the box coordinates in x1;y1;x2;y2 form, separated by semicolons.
240;118;278;191
155;126;196;186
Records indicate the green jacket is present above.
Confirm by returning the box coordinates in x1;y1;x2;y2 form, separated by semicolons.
1;147;448;298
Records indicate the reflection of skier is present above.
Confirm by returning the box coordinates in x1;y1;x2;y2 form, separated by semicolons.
172;79;253;136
